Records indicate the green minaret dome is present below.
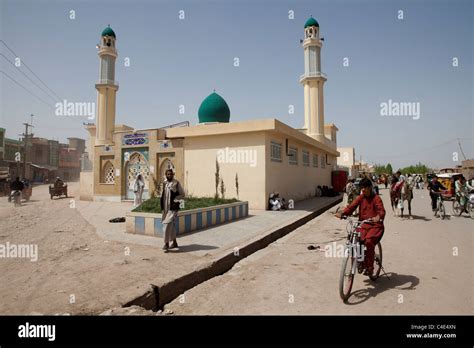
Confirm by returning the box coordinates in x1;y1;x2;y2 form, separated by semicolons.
304;17;319;28
198;92;230;123
101;26;116;38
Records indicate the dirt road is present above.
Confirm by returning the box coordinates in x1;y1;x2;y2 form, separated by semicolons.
0;183;201;314
166;188;473;314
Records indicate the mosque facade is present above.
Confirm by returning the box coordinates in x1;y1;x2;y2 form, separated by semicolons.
80;18;340;210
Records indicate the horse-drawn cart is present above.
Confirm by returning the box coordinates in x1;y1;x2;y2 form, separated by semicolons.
49;183;67;199
436;173;463;200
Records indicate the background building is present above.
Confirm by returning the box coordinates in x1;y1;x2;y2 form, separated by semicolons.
0;128;5;160
2;135;25;179
337;147;359;178
0;128;85;183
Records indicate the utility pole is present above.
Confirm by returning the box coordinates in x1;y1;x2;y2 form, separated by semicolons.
457;138;467;161
21;117;34;179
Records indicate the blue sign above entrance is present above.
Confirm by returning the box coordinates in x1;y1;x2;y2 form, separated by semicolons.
122;133;149;146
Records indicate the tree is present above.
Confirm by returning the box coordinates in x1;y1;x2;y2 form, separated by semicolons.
400;162;431;175
386;163;393;174
214;159;220;200
220;178;226;199
235;173;239;199
373;164;387;176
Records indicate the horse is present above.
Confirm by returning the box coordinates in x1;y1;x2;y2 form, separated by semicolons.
390;180;414;218
380;174;389;189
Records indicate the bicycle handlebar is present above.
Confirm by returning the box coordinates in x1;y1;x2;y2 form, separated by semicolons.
340;216;380;225
430;189;448;194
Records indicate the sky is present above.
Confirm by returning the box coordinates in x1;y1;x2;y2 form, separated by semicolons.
0;0;472;170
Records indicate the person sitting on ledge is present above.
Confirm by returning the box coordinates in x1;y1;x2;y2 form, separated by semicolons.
269;192;287;211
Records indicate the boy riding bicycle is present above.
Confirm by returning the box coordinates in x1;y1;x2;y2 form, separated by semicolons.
335;178;386;277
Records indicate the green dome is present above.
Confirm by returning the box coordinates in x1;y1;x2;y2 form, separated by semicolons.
304;17;319;28
101;26;116;38
198;92;230;123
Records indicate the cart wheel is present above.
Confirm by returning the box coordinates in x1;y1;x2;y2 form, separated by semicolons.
50;194;53;200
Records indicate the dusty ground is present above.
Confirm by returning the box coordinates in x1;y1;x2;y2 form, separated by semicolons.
1;184;471;315
0;183;205;314
0;182;338;315
166;188;473;314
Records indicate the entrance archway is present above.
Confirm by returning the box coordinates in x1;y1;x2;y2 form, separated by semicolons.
125;152;150;200
160;158;175;180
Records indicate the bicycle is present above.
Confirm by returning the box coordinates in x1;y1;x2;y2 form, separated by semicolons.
452;190;474;219
338;216;385;302
432;191;446;220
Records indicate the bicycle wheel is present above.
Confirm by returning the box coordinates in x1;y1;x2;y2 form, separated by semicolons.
339;254;355;302
452;200;462;216
370;243;383;281
469;203;474;219
439;202;446;220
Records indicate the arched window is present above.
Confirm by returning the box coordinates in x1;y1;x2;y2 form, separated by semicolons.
160;159;175;181
102;161;115;184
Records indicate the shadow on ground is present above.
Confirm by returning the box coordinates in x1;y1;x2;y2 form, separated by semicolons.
399;215;431;221
345;272;420;305
169;244;219;253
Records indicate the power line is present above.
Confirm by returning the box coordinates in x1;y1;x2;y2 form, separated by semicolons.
0;52;60;103
0;40;63;101
0;70;55;109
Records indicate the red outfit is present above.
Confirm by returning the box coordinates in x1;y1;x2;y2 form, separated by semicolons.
342;193;386;271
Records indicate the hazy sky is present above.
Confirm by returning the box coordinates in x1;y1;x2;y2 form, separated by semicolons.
1;0;472;169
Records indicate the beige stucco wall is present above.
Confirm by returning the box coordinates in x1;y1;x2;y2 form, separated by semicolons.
265;131;334;207
337;147;355;167
79;171;93;201
181;125;336;210
182;132;267;210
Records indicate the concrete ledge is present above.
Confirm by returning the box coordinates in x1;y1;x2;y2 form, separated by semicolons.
126;201;249;237
93;195;121;202
122;196;342;310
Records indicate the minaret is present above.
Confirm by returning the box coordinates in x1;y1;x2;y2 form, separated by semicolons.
300;16;326;143
95;25;118;146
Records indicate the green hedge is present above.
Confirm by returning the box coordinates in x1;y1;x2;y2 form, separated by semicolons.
132;196;241;213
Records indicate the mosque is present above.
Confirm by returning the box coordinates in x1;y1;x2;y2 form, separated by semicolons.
80;17;340;210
